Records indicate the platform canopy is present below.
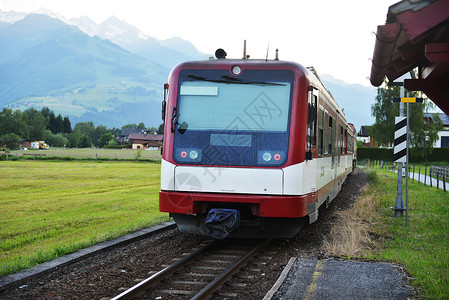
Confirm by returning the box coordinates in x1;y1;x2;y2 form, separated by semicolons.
370;0;449;114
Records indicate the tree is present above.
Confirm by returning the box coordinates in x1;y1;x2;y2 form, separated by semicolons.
98;132;114;148
79;134;92;148
122;123;138;130
0;133;21;149
62;116;72;133
40;107;52;129
93;125;108;147
66;129;82;148
54;114;64;133
137;122;146;130
25;108;46;141
44;130;69;147
0;108;28;138
371;83;443;151
48;111;57;133
74;121;95;136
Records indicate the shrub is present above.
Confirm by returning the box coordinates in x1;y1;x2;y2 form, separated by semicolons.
0;133;21;150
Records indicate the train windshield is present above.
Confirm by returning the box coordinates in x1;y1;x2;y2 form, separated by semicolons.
173;69;293;167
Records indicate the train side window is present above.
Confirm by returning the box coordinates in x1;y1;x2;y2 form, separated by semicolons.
307;88;317;150
348;132;354;154
328;115;333;155
331;117;338;155
324;111;329;155
340;125;344;154
344;128;348;154
318;108;324;156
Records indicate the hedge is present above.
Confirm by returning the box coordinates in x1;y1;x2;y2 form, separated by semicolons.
357;147;449;163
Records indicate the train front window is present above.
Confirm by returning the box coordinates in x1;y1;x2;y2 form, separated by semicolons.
173;69;293;167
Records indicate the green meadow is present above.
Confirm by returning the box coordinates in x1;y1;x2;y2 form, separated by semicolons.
0;160;169;276
363;166;449;298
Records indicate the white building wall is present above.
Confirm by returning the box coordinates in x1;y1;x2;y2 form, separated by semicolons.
435;131;449;148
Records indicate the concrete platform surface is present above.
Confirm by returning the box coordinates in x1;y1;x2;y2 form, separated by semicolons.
269;258;412;300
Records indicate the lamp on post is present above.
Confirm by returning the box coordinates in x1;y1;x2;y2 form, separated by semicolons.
425;135;429;184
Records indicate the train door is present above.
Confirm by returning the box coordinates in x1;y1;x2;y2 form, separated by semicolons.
307;87;318;160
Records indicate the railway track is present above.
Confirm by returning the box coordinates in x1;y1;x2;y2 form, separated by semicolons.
111;238;272;300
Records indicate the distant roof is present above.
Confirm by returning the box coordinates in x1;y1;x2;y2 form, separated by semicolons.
358;126;372;137
423;113;449;126
121;128;144;137
370;0;449;115
128;134;163;141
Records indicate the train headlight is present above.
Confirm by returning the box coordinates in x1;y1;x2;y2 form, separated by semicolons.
258;150;285;165
231;65;242;75
177;148;202;163
189;150;198;160
262;152;272;162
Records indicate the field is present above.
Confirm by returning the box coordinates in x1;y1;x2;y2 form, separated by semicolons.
5;148;162;161
0;160;169;276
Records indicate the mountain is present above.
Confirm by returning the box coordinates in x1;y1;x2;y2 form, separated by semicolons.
0;10;376;131
321;74;377;133
0;10;27;23
0;14;170;128
68;15;207;69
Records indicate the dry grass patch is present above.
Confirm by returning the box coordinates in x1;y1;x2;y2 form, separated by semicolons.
323;185;377;258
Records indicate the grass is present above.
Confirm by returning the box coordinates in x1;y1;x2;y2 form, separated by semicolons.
325;166;449;298
0;160;169;277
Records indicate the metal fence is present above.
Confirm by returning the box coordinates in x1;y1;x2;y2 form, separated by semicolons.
358;159;448;192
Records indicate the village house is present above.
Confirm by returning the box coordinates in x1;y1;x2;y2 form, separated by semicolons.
424;113;449;148
128;133;163;150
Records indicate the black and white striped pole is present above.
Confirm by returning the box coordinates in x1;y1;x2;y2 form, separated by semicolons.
392;83;406;217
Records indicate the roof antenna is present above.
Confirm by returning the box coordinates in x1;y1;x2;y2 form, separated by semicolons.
265;40;270;62
243;40;247;59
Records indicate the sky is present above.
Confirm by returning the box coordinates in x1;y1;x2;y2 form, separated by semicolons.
0;0;400;87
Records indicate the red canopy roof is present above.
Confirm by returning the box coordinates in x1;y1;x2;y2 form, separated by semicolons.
370;0;449;114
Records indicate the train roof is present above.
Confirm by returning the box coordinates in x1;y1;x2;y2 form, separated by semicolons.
306;66;345;120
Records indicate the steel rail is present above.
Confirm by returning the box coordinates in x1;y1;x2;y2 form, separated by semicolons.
111;240;218;300
190;238;271;300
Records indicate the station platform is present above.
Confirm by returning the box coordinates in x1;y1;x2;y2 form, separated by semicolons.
264;257;412;300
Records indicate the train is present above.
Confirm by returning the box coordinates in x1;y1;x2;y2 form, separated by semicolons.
159;48;357;239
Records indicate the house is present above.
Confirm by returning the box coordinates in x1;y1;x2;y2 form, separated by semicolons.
357;126;379;148
128;134;163;150
424;113;449;148
20;139;32;149
117;128;145;145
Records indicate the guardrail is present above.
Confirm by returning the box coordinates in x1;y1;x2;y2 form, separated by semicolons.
430;166;449;178
430;166;448;191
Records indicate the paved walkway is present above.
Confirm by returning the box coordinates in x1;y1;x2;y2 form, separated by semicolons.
401;171;449;191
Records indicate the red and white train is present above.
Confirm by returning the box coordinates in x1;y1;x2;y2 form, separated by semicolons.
159;49;356;238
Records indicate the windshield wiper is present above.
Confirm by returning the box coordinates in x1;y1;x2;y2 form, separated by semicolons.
221;75;286;86
187;75;229;84
187;75;285;86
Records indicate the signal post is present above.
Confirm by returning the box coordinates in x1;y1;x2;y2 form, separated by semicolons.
391;80;423;227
